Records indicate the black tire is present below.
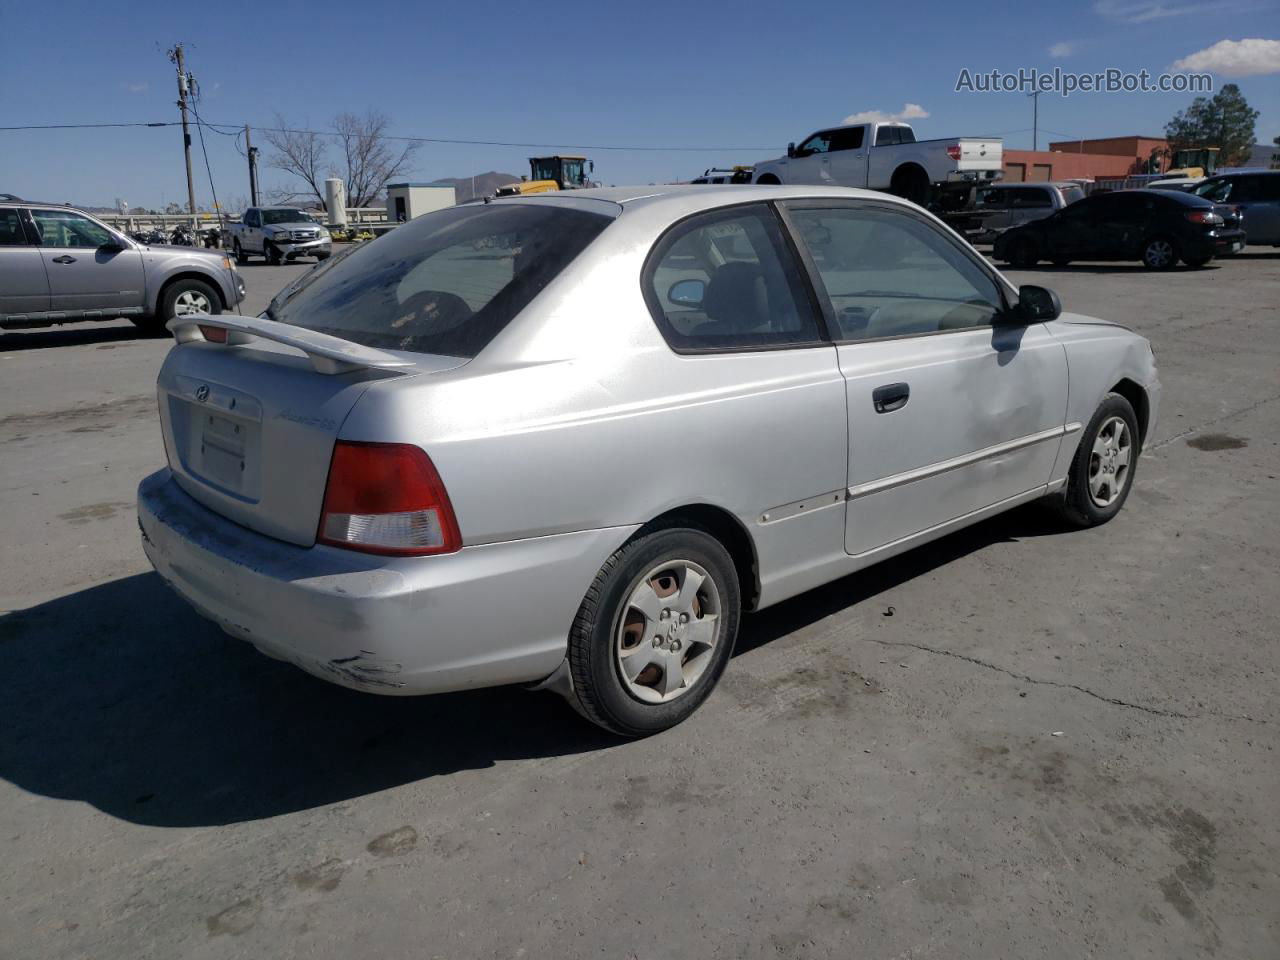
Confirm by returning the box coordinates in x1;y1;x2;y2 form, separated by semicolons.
1052;258;1071;267
889;165;930;206
755;174;781;185
160;278;221;324
266;241;282;266
1183;255;1211;268
568;525;741;737
232;239;249;265
1141;235;1178;270
1007;236;1039;267
316;251;331;261
1052;392;1140;528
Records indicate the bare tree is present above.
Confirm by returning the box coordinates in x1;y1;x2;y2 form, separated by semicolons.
262;109;418;210
262;112;328;207
335;110;419;208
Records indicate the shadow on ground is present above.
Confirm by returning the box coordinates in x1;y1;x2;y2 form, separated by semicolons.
0;323;161;351
0;503;1069;828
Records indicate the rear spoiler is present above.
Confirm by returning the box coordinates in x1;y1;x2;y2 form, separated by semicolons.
167;314;415;375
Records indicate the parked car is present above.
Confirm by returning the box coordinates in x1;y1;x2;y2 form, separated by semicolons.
952;181;1086;243
993;189;1246;269
1146;177;1203;192
690;167;754;184
138;185;1160;736
229;207;332;264
0;197;245;332
751;121;1003;207
1192;171;1280;245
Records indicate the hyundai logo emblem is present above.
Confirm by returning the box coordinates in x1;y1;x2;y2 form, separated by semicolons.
195;384;210;402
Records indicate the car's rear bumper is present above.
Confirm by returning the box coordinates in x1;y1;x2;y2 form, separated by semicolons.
137;469;635;695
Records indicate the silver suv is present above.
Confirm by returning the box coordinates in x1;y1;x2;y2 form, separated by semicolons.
0;196;245;333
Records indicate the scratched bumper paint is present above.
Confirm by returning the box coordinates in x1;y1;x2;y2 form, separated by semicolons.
137;469;637;696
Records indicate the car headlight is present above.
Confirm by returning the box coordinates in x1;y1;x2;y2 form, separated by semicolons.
272;231;292;242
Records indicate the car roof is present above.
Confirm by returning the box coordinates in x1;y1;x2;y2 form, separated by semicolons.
994;181;1079;189
1115;188;1211;205
499;183;911;219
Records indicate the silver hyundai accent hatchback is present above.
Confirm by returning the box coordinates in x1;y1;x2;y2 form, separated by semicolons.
138;185;1160;736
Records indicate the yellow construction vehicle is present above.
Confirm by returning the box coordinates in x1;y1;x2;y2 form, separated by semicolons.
495;156;595;196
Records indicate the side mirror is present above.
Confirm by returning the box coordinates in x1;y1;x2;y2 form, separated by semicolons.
668;278;706;307
99;237;127;252
1017;285;1061;322
787;142;796;158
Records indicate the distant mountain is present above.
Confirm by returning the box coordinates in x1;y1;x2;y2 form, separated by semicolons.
430;171;522;203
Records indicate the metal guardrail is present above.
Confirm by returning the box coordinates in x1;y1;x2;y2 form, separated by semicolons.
98;208;390;231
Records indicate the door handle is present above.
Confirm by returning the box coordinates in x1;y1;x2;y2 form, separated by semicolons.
872;382;910;413
51;255;77;264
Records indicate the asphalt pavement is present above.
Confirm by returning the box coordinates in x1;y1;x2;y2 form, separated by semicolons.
1;249;1277;959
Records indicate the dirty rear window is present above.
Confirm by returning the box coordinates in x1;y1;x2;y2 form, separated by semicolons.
267;203;612;357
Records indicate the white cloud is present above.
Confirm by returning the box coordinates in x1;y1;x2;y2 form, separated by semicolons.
1094;0;1249;21
1048;41;1076;58
1173;37;1280;76
124;82;148;93
843;103;929;125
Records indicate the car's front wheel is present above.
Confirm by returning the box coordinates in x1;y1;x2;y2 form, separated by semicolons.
568;525;741;737
1054;392;1140;528
1006;236;1039;267
1142;236;1178;270
266;242;283;266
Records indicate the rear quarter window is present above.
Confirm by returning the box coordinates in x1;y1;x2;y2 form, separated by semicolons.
269;203;612;358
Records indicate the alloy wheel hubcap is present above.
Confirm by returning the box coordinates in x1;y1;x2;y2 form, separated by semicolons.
615;559;720;704
173;290;211;316
1088;416;1131;507
1147;241;1172;267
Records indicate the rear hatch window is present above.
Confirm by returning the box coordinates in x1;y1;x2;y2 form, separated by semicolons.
267;203;613;357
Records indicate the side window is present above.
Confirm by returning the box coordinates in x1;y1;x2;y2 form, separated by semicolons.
29;209;113;248
645;204;822;352
1014;189;1053;209
796;132;832;157
787;205;1005;341
977;188;1006;207
245;209;260;227
0;209;28;246
1256;176;1280;202
875;126;900;147
828;127;865;152
1060;197;1096;222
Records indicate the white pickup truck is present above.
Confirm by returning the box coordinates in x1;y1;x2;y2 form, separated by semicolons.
751;122;1002;208
229;207;332;265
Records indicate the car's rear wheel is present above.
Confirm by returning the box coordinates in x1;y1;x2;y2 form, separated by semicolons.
1141;236;1178;270
232;239;248;265
568;525;740;737
1053;392;1139;528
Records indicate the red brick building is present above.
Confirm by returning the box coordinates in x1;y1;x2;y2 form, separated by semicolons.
1003;135;1170;183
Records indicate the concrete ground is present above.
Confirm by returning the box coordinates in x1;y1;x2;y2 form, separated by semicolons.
1;248;1277;959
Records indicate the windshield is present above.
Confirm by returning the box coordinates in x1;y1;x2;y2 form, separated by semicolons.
262;209;315;225
1061;186;1085;205
1193;179;1232;202
268;202;613;357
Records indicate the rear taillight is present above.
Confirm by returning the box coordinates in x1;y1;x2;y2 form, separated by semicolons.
199;324;227;343
1185;210;1223;226
317;441;461;556
945;144;963;162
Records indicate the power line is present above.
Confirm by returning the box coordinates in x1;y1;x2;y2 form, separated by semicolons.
2;118;778;152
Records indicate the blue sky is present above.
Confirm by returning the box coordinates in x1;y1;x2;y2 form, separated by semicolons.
2;0;1277;208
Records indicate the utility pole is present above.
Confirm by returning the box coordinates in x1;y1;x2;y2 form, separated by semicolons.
1028;90;1041;152
245;124;260;206
168;44;198;218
